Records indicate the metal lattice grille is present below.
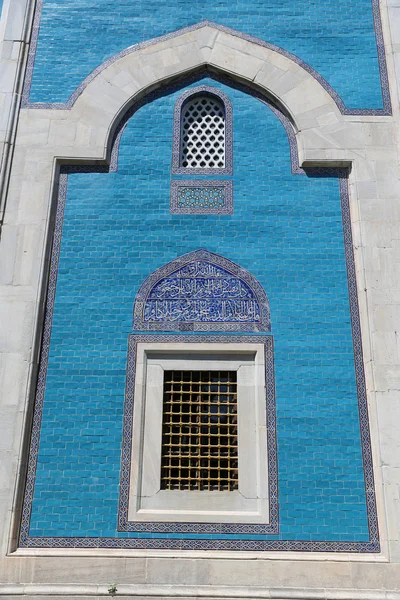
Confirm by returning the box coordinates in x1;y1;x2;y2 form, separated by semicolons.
180;96;225;169
161;370;238;491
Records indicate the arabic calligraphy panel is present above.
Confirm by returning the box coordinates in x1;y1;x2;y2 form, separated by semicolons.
134;253;270;332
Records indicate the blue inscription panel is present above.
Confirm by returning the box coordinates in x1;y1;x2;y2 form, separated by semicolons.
133;250;270;331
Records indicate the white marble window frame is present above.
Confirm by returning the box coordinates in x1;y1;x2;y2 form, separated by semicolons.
128;341;270;524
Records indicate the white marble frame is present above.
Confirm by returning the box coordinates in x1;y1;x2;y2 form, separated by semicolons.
128;342;269;524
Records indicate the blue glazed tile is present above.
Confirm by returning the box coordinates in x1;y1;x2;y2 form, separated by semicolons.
25;0;386;111
21;77;377;552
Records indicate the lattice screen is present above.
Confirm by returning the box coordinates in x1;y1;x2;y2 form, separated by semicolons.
180;96;225;169
161;370;238;491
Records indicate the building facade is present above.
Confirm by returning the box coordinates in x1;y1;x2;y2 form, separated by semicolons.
0;0;400;597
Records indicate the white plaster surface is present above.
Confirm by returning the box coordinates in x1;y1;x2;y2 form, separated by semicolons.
0;8;399;599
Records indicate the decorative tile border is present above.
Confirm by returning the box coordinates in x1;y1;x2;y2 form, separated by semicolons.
117;333;278;535
21;3;391;116
338;174;380;549
18;82;380;552
170;179;233;214
171;86;233;175
19;171;70;548
20;537;380;551
132;248;271;332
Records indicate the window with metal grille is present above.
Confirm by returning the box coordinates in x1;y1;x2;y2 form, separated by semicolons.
180;95;225;169
127;342;270;524
161;370;238;492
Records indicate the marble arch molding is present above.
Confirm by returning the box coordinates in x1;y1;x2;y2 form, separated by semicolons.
18;22;380;174
71;23;345;166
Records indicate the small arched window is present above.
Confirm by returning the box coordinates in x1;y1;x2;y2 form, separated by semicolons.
181;95;225;169
172;85;233;175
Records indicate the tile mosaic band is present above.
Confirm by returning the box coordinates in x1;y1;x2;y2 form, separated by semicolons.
170;180;233;215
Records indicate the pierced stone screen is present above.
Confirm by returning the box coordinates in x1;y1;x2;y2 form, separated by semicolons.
161;370;238;492
180;95;225;169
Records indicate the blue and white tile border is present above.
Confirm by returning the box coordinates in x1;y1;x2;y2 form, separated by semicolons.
21;2;391;115
18;80;380;552
117;333;278;535
170;179;233;215
171;86;233;175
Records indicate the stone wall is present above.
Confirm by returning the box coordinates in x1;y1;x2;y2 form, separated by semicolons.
0;0;400;597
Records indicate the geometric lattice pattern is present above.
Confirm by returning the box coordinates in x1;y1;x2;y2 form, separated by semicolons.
180;95;225;168
177;186;225;209
170;181;233;215
160;370;239;492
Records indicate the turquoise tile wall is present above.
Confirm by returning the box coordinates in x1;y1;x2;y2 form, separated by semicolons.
28;0;383;109
29;78;369;542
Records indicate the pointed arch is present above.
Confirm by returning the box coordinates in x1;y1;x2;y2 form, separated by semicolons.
22;20;391;116
133;249;271;332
